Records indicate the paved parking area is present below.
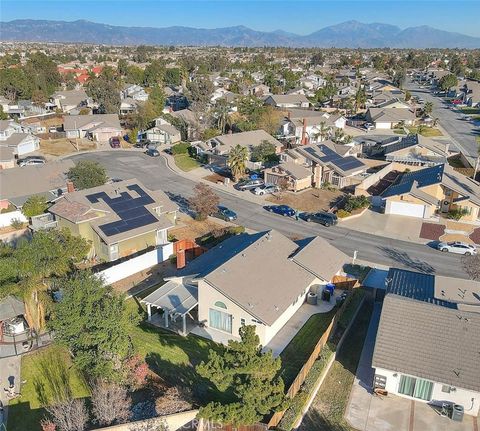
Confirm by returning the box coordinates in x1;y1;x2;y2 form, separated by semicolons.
345;303;479;431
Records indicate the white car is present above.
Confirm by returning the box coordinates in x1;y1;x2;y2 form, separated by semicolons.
253;184;279;196
364;122;374;131
437;241;477;255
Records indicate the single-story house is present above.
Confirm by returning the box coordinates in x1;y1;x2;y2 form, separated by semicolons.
0;119;23;140
264;162;313;192
264;94;310;109
243;84;270;97
146;118;181;145
366;107;416;129
63;114;122;142
0;132;40;157
49;179;177;262
0;159;74;209
282;141;367;189
381;163;480;221
141;230;348;345
51;89;89;113
373;293;480;416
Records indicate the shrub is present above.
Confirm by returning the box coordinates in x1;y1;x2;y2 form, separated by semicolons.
343;195;370;213
336;209;351;218
172;142;191;155
447;208;469;220
10;218;24;230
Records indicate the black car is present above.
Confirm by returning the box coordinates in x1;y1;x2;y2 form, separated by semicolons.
214;206;237;221
305;211;338;227
145;148;160;157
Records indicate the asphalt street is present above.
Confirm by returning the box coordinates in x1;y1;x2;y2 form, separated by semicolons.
68;151;470;279
404;78;479;160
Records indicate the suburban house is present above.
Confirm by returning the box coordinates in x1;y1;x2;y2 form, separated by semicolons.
141;230;348;345
264;162;313;192
48;179;177;262
64;114;122;142
197;130;283;166
381;163;480;220
146;118;181;145
279;108;346;145
365;107;416;129
0;160;74;209
0;119;40;158
364;134;450;166
121;84;149;102
372;268;480;416
281;141;367;189
51;89;89;113
264;94;310;109
243;83;270;97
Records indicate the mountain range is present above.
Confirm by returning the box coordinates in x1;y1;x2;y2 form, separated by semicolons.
1;19;479;48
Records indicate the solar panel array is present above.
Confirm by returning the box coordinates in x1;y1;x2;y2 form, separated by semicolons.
304;145;365;172
381;135;417;155
86;184;158;237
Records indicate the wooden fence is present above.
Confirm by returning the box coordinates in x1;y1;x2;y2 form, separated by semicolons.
266;283;360;429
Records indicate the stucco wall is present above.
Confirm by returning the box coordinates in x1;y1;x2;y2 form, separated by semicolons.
375;367;480;416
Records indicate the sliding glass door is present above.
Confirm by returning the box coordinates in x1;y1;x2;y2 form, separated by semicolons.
209;308;233;333
398;375;433;401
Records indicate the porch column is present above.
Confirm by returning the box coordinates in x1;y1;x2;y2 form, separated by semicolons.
182;314;187;336
147;304;152;322
164;310;169;328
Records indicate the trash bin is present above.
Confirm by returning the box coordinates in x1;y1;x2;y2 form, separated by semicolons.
322;289;331;301
451;404;464;422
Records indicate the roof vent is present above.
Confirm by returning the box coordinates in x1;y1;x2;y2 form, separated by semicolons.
242;253;246;257
274;305;279;311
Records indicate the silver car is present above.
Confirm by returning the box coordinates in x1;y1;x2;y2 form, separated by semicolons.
253;184;279;196
437;241;477;255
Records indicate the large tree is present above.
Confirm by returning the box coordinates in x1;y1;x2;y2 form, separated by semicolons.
22;195;49;218
86;68;121;114
228;144;249;181
67;160;108;190
250;140;277;163
439;74;458;92
189;183;220;221
49;271;140;378
197;325;286;426
91;380;131;426
187;75;214;111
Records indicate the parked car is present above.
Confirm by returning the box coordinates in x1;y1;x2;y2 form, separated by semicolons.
265;205;295;217
305;211;338;227
145;148;160;157
134;139;151;148
236;178;265;191
17;156;46;167
110;137;121;148
164;148;173;155
364;122;374;131
437;241;477;255
253;184;279;196
214;206;237;221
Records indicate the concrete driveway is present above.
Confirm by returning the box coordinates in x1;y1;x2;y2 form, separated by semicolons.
345;303;479;431
0;355;21;428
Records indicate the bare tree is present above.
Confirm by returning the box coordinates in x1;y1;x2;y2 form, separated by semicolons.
46;398;88;431
155;387;192;416
462;254;480;281
188;183;220;221
91;380;131;426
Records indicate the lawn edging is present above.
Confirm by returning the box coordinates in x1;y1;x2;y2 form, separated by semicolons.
337;207;369;221
277;291;367;431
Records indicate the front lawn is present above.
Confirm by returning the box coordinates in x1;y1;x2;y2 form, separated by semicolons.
460;107;480;115
299;301;373;431
8;345;90;431
279;309;337;388
174;153;201;171
407;126;443;137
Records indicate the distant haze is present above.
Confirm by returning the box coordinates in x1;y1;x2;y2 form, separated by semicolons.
1;19;480;48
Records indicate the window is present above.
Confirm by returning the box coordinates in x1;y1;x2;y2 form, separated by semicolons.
398;375;433;401
441;385;451;393
209;308;232;333
214;301;227;309
240;318;246;326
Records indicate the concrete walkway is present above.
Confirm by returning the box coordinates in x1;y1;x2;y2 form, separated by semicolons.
345;302;479;431
0;355;21;428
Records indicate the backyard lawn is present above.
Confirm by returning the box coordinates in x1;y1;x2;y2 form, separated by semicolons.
298;301;373;431
8;345;90;431
174;153;201;171
279;309;337;388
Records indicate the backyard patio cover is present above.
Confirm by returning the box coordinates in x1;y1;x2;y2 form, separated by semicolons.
0;296;25;321
141;280;198;316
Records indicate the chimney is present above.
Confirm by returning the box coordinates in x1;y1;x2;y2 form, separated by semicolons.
66;180;75;193
301;118;307;145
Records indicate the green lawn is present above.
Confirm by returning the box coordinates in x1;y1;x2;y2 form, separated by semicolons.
174;153;201;171
460;107;480;115
407;126;443;137
8;345;90;431
279;309;337;388
299;301;373;431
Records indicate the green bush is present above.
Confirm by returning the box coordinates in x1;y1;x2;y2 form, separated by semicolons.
10;218;24;230
336;209;351;218
172;142;191;155
447;208;469;220
344;195;370;213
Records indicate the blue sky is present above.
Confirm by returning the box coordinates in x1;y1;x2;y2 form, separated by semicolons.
2;0;480;37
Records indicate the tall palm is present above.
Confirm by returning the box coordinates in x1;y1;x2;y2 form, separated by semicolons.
228;144;249;181
354;87;367;113
318;121;331;141
333;128;345;144
214;99;230;133
423;101;434;117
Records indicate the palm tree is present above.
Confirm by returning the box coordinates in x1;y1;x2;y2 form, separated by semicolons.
343;134;354;145
214;99;230;133
228;144;249;181
318;121;331;141
333;128;345;144
354;87;367;113
423;101;434;117
417;124;427;136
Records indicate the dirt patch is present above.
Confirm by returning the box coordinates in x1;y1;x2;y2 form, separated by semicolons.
169;215;226;242
203;173;229;184
439;233;475;244
419;222;445;240
469;228;480;245
266;188;343;212
40;138;96;156
445;220;475;233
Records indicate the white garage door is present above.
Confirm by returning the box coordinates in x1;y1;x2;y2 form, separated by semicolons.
388;201;425;218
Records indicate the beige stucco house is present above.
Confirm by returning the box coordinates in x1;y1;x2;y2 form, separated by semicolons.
142;230;348;345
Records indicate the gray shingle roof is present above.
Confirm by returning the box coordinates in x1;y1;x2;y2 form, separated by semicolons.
0;296;25;320
373;294;480;392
